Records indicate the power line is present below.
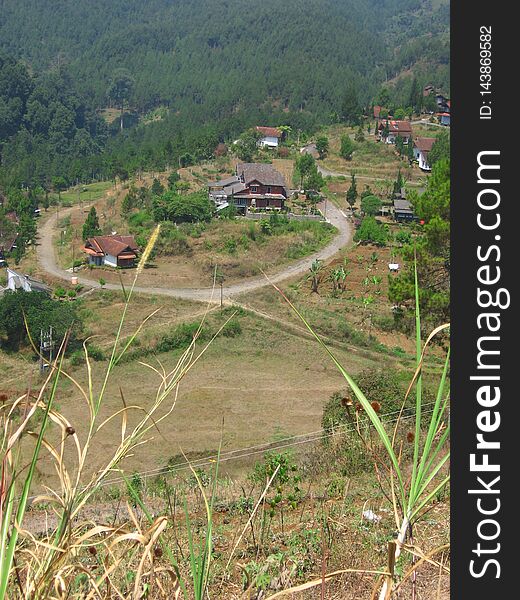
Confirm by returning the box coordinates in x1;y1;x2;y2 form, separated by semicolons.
94;404;439;490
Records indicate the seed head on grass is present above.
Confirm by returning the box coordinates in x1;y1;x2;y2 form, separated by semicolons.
137;224;161;276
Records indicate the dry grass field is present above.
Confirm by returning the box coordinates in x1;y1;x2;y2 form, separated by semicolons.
17;300;400;492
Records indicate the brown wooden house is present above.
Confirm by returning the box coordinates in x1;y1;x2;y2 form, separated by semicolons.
207;163;289;213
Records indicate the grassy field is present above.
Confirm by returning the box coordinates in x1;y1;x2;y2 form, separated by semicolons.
1;286;414;490
50;180;113;206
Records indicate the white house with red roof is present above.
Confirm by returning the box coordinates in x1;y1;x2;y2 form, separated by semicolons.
378;120;413;144
84;235;139;268
413;137;436;171
255;126;283;149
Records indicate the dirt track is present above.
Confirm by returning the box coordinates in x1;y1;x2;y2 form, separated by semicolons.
36;201;353;302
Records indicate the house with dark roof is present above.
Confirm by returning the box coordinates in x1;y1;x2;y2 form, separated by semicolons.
0;234;17;266
378;120;413;144
437;112;451;126
413;137;436;171
393;198;415;222
255;126;283;149
83;235;139;268
207;163;289;213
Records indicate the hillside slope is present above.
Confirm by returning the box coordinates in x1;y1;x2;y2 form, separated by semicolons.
0;0;449;113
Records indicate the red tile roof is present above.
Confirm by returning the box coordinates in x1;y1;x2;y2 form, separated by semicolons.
414;137;436;153
256;126;282;138
379;120;412;135
84;235;138;258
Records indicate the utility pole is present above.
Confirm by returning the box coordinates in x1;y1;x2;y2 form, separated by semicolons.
40;327;55;375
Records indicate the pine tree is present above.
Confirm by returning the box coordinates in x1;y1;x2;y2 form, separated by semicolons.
382;120;390;141
408;77;421;113
355;126;365;142
341;86;361;125
393;169;404;198
346;173;357;210
82;207;102;240
407;139;415;163
395;136;404;156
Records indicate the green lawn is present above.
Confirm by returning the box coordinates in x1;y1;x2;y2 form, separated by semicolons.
50;181;113;206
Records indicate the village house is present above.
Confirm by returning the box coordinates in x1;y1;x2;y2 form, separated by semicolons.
207;163;289;213
423;84;435;97
393;198;415;222
435;94;450;113
83;235;139;268
413;137;436;171
4;268;51;294
378;120;413;144
437;112;451;126
0;234;17;266
255;126;283;149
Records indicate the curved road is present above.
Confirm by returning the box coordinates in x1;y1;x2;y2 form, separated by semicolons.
37;202;352;302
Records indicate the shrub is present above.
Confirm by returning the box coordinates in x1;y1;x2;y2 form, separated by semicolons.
353;216;387;246
395;229;412;245
156;322;207;353
339;135;354;160
360;195;382;216
222;318;242;338
70;344;106;366
218;205;237;219
322;369;411;437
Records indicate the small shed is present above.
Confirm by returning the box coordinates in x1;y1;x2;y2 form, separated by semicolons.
393;199;415;222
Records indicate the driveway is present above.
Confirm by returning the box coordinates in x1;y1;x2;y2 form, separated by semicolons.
37;202;352;302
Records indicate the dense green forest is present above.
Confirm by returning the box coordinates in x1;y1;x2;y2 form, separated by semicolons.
0;0;449;188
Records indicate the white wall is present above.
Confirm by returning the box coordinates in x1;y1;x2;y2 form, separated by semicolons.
104;254;118;267
258;136;279;148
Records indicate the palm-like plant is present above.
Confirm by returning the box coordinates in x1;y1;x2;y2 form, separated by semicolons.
308;259;323;293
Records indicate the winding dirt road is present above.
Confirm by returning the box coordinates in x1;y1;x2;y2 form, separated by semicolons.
37;201;352;302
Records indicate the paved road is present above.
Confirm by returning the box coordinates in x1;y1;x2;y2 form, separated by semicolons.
37;201;352;303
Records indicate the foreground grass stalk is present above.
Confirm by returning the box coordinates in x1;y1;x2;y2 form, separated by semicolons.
0;225;228;598
0;336;68;599
270;260;450;599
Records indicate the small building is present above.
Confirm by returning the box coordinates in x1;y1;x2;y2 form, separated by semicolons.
0;234;17;266
207;163;289;213
423;84;435;97
5;268;51;294
413;137;436;171
255;126;283;149
84;235;139;268
438;112;451;126
435;94;450;113
378;120;413;144
393;198;415;222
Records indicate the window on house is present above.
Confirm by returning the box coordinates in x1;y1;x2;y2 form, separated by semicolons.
251;186;258;193
267;186;272;194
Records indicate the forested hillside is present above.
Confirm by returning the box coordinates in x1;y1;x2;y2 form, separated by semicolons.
0;0;449;187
